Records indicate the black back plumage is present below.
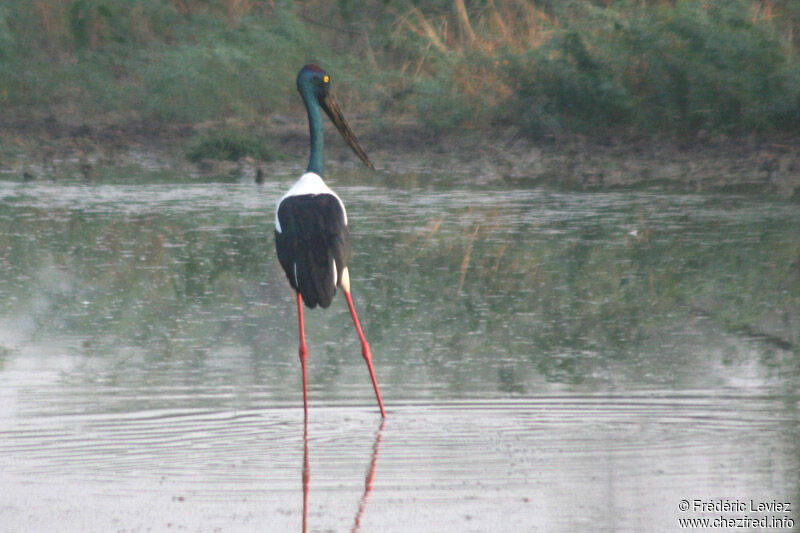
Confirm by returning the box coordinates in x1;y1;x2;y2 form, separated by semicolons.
275;193;351;308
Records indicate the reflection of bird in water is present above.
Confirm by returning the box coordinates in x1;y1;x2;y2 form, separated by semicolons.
274;65;386;418
350;420;386;533
302;419;386;533
302;422;310;533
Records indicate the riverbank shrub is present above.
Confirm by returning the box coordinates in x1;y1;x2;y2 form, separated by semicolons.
185;130;273;162
501;0;800;136
0;0;798;139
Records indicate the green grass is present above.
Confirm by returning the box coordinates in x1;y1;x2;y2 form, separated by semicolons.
185;130;274;162
503;1;800;136
1;0;799;143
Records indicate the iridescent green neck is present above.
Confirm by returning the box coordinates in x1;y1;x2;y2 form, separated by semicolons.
300;85;324;177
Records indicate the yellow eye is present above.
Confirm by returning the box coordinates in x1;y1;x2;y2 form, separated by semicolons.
323;75;330;83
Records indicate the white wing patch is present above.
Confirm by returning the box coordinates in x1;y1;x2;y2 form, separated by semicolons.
275;172;348;233
332;258;338;287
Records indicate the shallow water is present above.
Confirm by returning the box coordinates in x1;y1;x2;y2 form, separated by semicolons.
0;177;798;532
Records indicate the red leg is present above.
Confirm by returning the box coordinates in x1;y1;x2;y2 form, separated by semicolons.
297;293;309;418
343;290;386;418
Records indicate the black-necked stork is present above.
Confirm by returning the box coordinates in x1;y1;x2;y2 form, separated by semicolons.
274;64;386;418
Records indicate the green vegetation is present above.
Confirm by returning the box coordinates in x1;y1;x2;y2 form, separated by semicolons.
185;130;274;162
502;1;800;136
0;0;799;141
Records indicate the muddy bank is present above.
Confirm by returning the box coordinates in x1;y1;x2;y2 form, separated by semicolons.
1;116;799;198
365;127;800;198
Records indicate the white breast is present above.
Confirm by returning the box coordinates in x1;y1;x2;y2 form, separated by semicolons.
275;172;348;233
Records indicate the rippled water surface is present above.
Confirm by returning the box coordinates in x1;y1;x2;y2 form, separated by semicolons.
0;177;798;532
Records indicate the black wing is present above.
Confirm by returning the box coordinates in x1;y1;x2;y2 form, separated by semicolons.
275;193;351;308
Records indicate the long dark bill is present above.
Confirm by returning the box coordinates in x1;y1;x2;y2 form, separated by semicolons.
319;92;375;171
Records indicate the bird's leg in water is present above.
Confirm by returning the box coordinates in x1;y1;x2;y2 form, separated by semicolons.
341;270;386;417
297;293;309;418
